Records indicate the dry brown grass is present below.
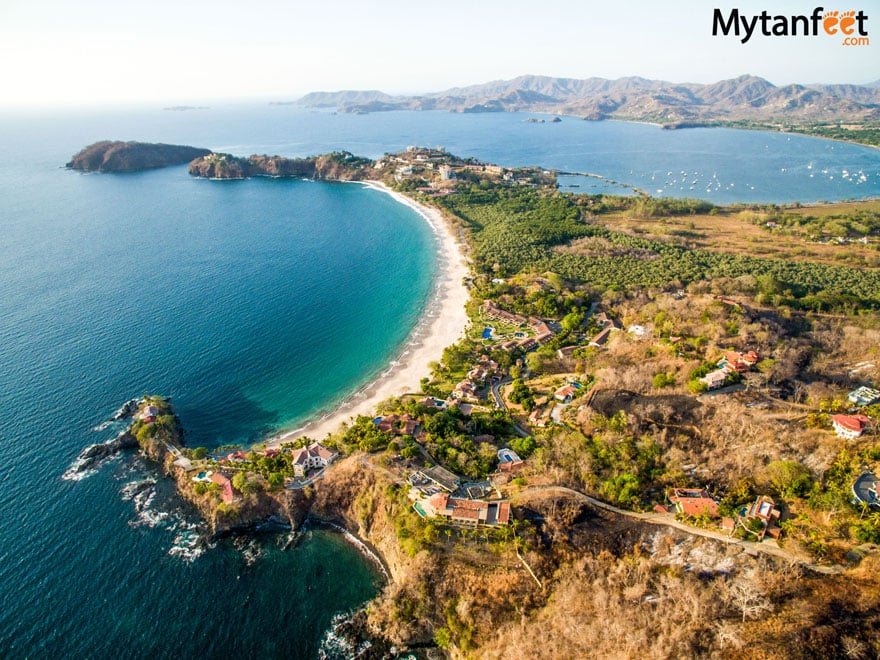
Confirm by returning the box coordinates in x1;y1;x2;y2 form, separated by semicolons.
587;200;880;268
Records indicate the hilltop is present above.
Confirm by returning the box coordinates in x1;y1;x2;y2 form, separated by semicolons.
66;141;212;173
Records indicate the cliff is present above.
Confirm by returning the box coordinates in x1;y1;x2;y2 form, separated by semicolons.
128;396;311;537
67;141;212;173
188;151;373;180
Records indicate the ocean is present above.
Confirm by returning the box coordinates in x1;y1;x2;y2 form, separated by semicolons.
1;105;879;658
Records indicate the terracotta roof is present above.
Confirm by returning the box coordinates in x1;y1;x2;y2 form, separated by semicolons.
669;488;719;518
428;492;449;510
451;508;480;521
833;414;870;433
496;502;511;524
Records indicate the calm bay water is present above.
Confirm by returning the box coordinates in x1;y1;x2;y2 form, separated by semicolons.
1;105;879;657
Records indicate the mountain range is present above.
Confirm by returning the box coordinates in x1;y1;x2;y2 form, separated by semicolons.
295;74;880;125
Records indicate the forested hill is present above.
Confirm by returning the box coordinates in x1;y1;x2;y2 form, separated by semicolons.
66;141;212;173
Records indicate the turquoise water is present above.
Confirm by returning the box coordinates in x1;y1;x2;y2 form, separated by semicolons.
2;106;880;657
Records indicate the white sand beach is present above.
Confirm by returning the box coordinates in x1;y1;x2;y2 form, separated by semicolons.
267;181;470;446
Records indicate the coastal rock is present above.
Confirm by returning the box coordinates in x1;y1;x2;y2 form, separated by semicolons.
69;429;139;474
188;151;371;181
67;141;212;173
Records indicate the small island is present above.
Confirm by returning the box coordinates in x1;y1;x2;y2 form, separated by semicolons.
66;141;212;173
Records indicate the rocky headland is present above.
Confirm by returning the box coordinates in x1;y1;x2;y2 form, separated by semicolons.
67;141;212;173
188;151;372;180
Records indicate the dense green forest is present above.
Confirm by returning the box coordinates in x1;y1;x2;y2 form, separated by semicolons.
437;185;880;310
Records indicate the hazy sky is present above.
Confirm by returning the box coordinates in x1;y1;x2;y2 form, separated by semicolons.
1;0;877;106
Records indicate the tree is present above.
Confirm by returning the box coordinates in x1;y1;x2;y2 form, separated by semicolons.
727;580;772;622
267;472;285;489
762;460;813;498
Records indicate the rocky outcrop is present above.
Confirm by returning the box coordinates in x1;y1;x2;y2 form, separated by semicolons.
188;151;372;181
68;430;139;474
67;141;212;173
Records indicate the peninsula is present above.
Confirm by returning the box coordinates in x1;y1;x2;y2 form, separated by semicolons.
76;147;880;657
66;141;212;173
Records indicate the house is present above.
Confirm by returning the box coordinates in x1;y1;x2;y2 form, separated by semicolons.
554;384;579;403
210;472;236;504
832;414;871;439
452;379;478;401
376;413;420;436
290;442;338;477
141;405;159;424
497;448;523;472
699;369;729;391
743;495;782;540
420;465;460;492
668;488;719;518
420;397;447;410
848;386;880;407
262;448;280;458
227;451;249;462
718;350;759;374
589;328;613;347
419;492;511;526
439;164;455;180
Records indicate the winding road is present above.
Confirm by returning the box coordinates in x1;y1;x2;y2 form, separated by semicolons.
511;485;844;575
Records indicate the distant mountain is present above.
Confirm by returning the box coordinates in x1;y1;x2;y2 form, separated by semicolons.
295;74;880;124
295;90;397;108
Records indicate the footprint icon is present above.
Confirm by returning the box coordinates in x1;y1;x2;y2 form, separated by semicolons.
839;10;856;34
823;10;839;34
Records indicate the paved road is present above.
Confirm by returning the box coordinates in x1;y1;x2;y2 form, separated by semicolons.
512;485;844;575
490;376;531;437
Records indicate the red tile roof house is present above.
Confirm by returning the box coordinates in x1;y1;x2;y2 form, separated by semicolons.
227;451;249;462
210;472;236;504
718;350;759;374
668;488;720;518
555;384;579;403
832;414;871;440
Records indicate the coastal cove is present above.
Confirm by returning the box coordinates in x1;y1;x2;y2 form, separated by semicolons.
3;106;880;657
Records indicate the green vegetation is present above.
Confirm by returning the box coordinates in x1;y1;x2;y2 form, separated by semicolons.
438;183;880;311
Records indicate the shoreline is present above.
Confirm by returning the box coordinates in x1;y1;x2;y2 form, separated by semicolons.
267;181;469;446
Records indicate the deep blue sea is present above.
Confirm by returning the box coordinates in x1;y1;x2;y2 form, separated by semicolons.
1;105;880;658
